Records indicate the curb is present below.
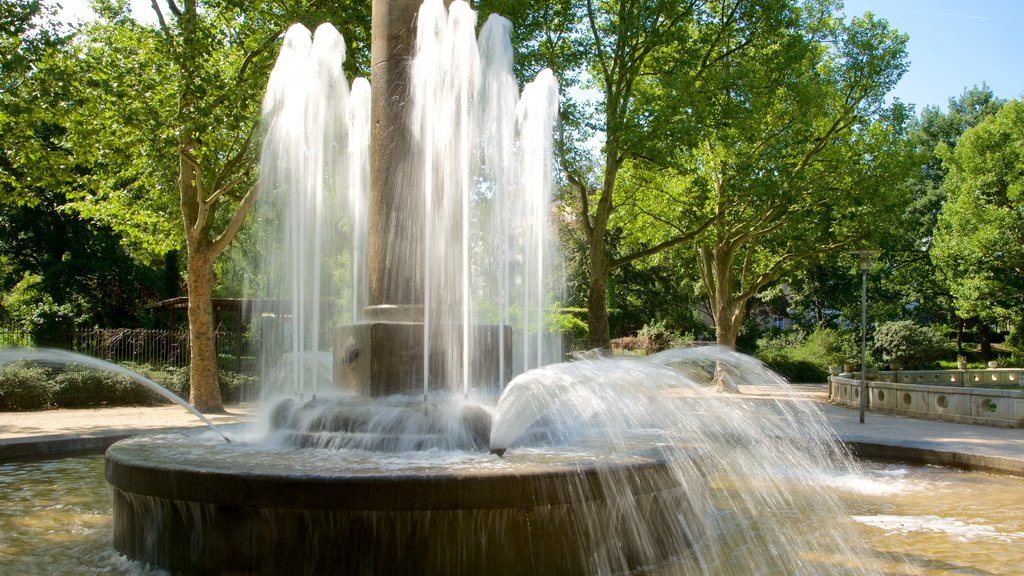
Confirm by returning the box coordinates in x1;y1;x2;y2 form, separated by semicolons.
843;438;1024;476
0;427;190;461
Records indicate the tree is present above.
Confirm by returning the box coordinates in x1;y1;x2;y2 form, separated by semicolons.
931;99;1024;360
62;0;369;411
0;192;161;333
0;0;70;207
655;9;911;347
485;0;813;347
895;86;1005;353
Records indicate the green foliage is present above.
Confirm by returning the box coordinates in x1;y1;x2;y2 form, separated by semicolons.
0;0;71;207
0;361;257;411
757;355;828;384
1;272;78;346
216;368;259;403
549;310;588;341
606;248;709;339
637;2;913;346
872;320;949;369
803;327;861;367
754;326;859;381
51;370;163;408
1006;327;1024;354
931;99;1024;324
0;194;163;330
0;362;54;411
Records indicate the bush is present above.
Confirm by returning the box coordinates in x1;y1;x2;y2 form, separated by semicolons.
50;369;170;408
755;329;806;358
754;326;859;381
1;273;79;346
1006;326;1024;353
873;320;949;369
610;320;691;356
801;327;859;367
0;363;54;411
757;354;828;383
219;370;258;403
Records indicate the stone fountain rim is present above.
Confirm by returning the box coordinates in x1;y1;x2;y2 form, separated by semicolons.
105;435;684;511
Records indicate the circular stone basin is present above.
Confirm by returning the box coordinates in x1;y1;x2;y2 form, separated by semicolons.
106;430;705;575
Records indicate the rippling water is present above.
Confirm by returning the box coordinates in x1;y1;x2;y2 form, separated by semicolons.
1;455;1021;575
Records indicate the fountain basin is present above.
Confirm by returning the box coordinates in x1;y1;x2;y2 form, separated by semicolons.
106;431;706;575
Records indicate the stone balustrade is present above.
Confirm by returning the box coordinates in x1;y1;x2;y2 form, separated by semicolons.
829;369;1024;428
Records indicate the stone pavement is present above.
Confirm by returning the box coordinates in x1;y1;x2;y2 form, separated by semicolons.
0;404;259;460
0;387;1022;474
791;383;1024;475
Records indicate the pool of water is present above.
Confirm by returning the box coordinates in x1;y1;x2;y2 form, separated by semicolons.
1;455;1022;575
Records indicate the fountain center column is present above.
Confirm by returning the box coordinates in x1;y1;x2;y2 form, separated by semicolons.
367;0;423;315
335;0;510;397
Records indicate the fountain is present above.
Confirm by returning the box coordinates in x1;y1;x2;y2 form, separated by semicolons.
104;0;889;574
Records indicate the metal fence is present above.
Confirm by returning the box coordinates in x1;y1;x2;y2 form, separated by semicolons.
75;328;191;366
0;324;245;368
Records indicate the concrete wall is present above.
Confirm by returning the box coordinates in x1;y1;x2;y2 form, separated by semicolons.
830;370;1024;428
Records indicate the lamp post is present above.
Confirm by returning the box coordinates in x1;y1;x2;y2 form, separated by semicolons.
851;250;878;424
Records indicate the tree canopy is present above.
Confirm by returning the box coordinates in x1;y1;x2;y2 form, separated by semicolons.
931;99;1024;326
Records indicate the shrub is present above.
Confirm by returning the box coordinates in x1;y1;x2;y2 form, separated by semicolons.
757;354;828;383
754;326;860;380
219;370;259;403
872;320;949;369
1006;326;1024;353
1;273;79;346
801;327;859;367
50;367;173;408
610;320;691;356
755;329;806;358
0;363;54;411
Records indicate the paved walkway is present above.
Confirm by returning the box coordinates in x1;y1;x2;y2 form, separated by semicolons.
0;387;1022;474
0;404;259;459
790;384;1024;474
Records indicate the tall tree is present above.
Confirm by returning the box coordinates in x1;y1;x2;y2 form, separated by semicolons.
931;99;1024;358
485;0;807;347
62;0;369;410
675;9;912;346
895;86;1005;351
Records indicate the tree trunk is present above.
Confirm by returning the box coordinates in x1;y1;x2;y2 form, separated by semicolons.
715;312;740;348
955;317;964;355
587;229;611;349
978;320;992;363
185;244;223;412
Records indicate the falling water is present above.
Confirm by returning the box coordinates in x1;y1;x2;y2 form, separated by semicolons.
410;0;564;394
488;347;891;574
253;23;369;398
254;0;563;399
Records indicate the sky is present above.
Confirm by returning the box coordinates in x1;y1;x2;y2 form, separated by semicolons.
842;0;1024;111
57;0;1024;114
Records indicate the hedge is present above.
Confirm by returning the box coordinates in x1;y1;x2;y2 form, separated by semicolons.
0;362;257;412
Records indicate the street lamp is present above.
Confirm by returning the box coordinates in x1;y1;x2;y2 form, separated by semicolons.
851;249;878;424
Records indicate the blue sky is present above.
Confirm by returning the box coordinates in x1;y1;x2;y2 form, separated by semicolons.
59;0;1023;114
844;0;1024;112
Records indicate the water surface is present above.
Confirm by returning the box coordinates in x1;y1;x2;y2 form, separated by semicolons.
1;455;1020;575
